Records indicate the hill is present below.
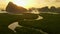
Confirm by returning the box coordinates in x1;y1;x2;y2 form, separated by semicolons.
6;2;28;14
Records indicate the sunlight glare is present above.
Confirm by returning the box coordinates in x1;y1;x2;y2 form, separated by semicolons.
12;0;31;9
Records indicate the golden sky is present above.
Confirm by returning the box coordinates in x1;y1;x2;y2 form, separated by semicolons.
0;0;60;10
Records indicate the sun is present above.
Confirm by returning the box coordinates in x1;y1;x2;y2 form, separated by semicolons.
11;0;31;9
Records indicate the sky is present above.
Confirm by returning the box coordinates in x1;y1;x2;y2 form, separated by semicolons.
0;0;60;10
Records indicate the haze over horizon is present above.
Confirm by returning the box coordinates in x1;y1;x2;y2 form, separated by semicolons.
0;0;60;10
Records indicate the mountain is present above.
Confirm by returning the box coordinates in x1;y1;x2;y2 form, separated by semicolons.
38;6;60;13
6;2;28;14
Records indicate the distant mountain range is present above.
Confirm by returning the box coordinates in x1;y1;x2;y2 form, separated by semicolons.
37;6;60;13
0;2;59;14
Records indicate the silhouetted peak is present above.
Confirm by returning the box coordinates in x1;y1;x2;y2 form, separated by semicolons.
50;6;56;9
6;2;28;14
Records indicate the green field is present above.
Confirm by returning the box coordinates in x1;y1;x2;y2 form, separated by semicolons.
0;13;60;34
